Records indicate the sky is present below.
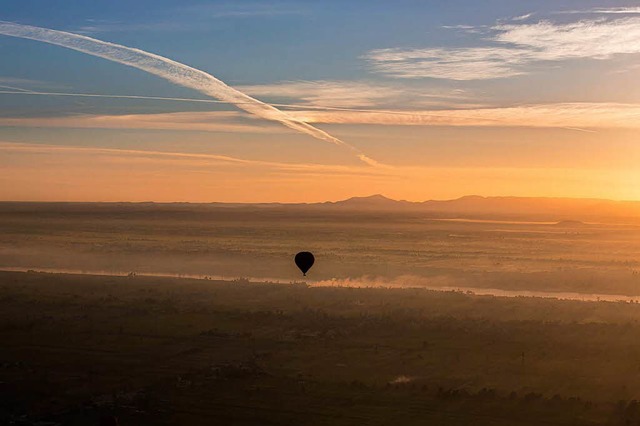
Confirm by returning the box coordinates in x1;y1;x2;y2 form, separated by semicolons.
0;0;639;202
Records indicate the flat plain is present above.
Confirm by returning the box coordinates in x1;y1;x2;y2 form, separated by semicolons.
3;202;640;424
2;202;640;295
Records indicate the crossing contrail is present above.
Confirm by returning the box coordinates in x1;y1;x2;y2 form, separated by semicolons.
0;85;33;92
0;89;475;116
0;21;379;166
0;88;600;133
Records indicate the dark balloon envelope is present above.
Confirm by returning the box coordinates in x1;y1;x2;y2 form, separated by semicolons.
294;252;315;276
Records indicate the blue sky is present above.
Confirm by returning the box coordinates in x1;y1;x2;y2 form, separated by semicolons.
1;1;640;201
3;0;635;101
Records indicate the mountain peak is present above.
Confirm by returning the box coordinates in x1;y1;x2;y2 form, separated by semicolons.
347;194;395;202
329;194;404;209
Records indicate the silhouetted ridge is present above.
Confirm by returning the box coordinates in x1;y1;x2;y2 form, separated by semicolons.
328;194;411;209
4;195;640;222
339;194;396;204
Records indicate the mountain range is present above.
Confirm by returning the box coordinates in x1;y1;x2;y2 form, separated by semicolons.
315;194;640;222
3;194;640;223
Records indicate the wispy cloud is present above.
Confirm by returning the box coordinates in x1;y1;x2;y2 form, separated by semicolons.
493;18;640;59
441;24;487;35
238;80;405;108
558;7;640;15
511;13;534;21
0;142;387;177
285;103;640;130
365;46;531;80
0;111;284;134
364;17;640;80
238;80;471;109
3;92;637;131
0;86;484;118
442;24;477;30
0;22;378;166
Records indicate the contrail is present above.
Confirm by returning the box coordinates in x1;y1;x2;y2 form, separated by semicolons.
0;142;388;176
0;21;379;166
0;88;488;118
0;89;598;133
0;85;34;92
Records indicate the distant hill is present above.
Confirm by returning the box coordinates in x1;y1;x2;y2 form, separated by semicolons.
304;194;640;222
3;195;640;223
324;194;413;210
308;194;640;222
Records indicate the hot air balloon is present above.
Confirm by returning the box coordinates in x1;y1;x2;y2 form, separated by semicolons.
295;252;315;276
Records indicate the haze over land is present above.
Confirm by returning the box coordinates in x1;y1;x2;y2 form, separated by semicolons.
3;197;640;297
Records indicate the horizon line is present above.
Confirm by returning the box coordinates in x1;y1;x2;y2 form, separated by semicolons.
0;193;636;205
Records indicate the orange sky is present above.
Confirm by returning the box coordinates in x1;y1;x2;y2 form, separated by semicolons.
1;5;640;202
1;141;638;202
